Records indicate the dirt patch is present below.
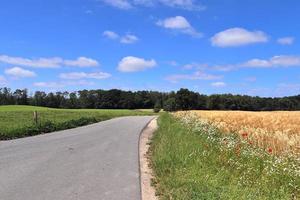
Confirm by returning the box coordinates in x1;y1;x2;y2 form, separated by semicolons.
139;118;158;200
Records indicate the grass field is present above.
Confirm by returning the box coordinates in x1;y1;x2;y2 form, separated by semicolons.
0;105;154;140
150;113;299;200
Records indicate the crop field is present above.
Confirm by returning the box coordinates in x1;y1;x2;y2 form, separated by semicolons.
0;105;154;140
151;112;300;199
175;111;300;157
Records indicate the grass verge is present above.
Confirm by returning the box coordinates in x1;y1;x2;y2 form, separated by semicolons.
150;113;299;200
0;105;154;140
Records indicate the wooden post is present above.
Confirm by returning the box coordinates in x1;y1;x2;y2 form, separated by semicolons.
33;111;38;125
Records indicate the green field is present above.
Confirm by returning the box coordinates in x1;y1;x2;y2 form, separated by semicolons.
0;105;154;140
150;113;299;200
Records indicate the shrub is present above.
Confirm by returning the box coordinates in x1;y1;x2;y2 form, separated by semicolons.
153;101;162;113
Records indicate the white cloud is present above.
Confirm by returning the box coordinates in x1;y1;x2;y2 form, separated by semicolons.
0;55;62;68
120;34;139;44
212;65;235;72
211;81;226;87
5;67;36;78
182;63;208;70
211;28;268;47
277;37;294;45
102;0;133;9
0;55;99;68
34;80;95;88
242;55;300;68
158;0;205;10
118;56;157;72
165;71;222;83
33;82;65;88
63;57;99;67
157;16;191;29
270;55;300;66
241;59;272;68
209;55;300;72
103;31;139;44
101;0;205;10
59;72;111;80
157;16;202;37
103;30;120;39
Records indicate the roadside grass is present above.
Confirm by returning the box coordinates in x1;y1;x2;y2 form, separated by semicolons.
0;105;154;140
150;113;299;200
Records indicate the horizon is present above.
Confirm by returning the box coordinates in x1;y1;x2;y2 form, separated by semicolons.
1;0;300;97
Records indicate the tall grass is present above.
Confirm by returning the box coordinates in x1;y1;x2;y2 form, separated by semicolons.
150;113;299;200
0;105;154;139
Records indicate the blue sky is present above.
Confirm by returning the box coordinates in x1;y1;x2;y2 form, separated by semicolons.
0;0;300;97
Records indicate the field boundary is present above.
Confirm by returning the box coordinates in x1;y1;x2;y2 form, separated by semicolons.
139;117;158;200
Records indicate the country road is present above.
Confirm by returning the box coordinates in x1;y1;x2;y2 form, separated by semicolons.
0;116;154;200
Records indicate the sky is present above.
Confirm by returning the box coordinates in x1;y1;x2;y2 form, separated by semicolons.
0;0;300;97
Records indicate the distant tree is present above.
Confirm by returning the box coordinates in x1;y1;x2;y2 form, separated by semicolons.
175;88;199;110
163;97;176;112
13;89;28;105
1;87;300;111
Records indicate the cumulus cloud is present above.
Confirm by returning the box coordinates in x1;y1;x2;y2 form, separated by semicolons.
165;71;222;83
118;56;157;72
103;31;120;39
120;34;139;44
0;55;100;68
211;81;226;87
5;67;36;78
101;0;205;10
59;72;111;80
277;37;294;45
157;16;202;37
103;31;139;44
211;28;268;47
63;57;99;67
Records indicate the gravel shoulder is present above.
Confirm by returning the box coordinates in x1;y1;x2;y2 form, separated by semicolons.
139;117;158;200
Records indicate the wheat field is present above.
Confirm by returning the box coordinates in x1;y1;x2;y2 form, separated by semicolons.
175;111;300;156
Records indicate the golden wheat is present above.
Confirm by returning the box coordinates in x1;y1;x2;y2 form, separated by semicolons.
175;111;300;156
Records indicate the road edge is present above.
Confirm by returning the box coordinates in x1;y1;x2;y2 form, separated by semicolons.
139;117;159;200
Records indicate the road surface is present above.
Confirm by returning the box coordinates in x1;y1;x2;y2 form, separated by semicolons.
0;116;154;200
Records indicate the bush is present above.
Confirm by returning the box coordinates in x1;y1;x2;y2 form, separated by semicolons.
153;101;162;113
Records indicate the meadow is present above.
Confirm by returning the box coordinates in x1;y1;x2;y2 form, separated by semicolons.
0;105;153;140
150;112;300;200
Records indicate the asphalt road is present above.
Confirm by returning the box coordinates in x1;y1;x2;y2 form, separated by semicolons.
0;116;154;200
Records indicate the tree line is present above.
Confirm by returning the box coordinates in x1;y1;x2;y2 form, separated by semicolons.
1;87;300;111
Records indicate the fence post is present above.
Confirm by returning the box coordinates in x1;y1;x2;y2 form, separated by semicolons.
33;111;38;125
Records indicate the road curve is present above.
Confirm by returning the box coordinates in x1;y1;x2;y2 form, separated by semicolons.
0;116;154;200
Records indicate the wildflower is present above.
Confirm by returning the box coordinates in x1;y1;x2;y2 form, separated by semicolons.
268;147;273;154
242;132;248;138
